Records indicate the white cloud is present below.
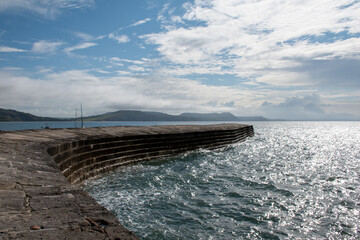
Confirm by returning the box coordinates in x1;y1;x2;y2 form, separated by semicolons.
130;18;151;27
110;57;145;65
0;0;94;18
128;65;146;72
108;33;130;44
1;68;358;119
73;32;94;41
64;42;97;54
0;69;248;117
1;67;23;71
32;40;64;54
106;17;151;42
142;0;360;87
0;46;27;52
256;71;311;87
157;3;170;23
116;70;131;76
260;93;325;120
73;31;106;41
259;93;359;120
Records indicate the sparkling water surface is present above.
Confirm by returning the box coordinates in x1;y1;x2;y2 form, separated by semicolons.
82;122;360;239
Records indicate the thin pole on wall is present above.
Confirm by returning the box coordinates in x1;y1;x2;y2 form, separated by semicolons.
75;108;78;128
81;104;84;128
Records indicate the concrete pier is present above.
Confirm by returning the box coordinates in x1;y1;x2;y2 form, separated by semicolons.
0;124;254;239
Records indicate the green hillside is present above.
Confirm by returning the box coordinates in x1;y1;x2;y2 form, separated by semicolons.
0;108;269;122
85;110;192;121
0;108;60;122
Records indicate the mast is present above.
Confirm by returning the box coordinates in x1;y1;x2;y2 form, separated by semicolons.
75;108;78;128
81;104;84;128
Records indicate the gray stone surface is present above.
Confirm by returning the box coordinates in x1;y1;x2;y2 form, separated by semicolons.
0;124;253;239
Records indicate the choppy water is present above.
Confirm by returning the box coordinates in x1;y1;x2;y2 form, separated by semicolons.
83;122;360;239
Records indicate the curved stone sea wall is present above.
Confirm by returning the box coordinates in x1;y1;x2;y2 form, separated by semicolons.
47;125;254;184
0;124;253;239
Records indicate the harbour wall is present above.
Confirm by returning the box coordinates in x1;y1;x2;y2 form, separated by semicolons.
0;124;253;239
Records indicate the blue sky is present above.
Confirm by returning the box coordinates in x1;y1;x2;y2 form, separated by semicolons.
0;0;359;120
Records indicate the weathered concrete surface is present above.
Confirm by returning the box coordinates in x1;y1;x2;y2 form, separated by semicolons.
0;124;253;239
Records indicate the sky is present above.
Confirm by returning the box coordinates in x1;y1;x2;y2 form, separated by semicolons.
0;0;359;120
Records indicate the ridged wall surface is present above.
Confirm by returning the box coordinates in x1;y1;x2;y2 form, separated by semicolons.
47;125;254;184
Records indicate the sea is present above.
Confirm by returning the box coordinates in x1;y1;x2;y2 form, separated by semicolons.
2;121;359;239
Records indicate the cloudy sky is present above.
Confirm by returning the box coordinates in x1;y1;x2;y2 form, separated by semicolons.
0;0;359;120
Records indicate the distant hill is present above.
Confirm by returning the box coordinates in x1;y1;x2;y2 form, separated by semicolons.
0;108;269;122
90;111;270;122
86;110;193;121
0;108;60;122
87;110;244;121
179;112;240;121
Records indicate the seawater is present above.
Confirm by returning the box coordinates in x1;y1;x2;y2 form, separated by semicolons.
82;121;360;239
